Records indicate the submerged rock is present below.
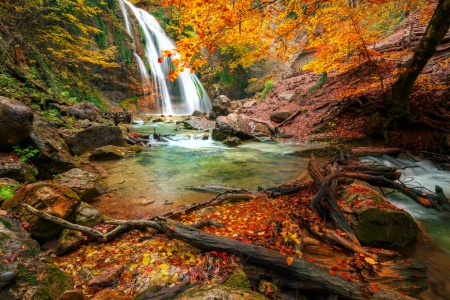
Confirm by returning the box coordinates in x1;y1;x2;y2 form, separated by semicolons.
341;181;419;246
88;145;128;160
54;168;107;202
223;136;242;147
0;97;34;150
65;126;126;155
2;182;80;240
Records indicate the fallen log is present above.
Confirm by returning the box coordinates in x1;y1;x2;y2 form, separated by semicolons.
156;218;407;300
351;147;405;157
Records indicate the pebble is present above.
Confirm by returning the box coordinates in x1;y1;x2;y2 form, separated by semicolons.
141;198;155;206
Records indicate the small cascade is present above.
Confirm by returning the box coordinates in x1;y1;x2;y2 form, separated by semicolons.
119;0;212;115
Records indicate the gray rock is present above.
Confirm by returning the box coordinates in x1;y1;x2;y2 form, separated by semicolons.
0;97;34;150
270;111;291;123
223;136;242;147
209;95;232;120
191;110;202;117
0;262;19;289
277;93;294;101
54;168;107;202
55;228;83;256
76;202;103;227
242;100;257;108
65;126;126;155
2;182;80;240
68;101;100;121
0;156;36;183
88;265;124;287
29;115;78;178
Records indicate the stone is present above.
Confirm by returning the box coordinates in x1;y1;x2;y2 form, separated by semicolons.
259;280;279;296
88;145;127;160
270;111;292;123
0;216;72;299
174;284;268;300
88;265;124;287
76;202;103;227
91;288;131;300
54;228;83;256
212;113;271;141
2;182;81;240
0;155;36;183
67;101;100;121
223;136;242;147
29;115;78;178
242;100;257;108
341;181;419;246
283;146;340;158
277;93;294;101
191;110;202;117
0;97;34;150
54;168;107;202
209;95;232;120
224;269;251;289
65;126;126;155
438;163;450;171
57;289;86;300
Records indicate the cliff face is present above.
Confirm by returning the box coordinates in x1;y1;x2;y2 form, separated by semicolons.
0;0;141;110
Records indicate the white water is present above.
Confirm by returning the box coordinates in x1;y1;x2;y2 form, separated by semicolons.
119;0;212;115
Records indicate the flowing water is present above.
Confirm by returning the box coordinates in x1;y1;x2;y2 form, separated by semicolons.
119;0;212;115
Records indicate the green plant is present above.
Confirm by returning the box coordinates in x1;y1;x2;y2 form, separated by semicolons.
308;72;327;94
0;185;15;200
260;79;274;101
12;145;39;163
328;121;336;130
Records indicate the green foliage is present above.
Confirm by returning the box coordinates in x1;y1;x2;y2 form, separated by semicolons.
113;26;133;67
260;79;274;101
12;145;39;163
308;72;328;94
95;14;107;50
0;185;15;201
119;96;139;109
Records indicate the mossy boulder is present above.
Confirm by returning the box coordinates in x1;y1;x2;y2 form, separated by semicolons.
340;182;419;246
2;182;80;240
65;126;126;155
54;228;83;256
75;202;104;227
224;269;251;289
88;145;128;160
174;283;268;300
0;216;72;299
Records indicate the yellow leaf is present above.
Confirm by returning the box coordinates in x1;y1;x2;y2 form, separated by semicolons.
365;257;377;265
143;255;151;265
286;256;294;266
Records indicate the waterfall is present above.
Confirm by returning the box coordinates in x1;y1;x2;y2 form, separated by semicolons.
119;0;212;115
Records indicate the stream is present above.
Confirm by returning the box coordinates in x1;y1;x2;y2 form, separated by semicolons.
86;120;450;299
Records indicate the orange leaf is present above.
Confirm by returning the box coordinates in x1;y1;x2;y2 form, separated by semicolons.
329;270;336;276
158;57;163;63
371;284;379;292
286;256;294;266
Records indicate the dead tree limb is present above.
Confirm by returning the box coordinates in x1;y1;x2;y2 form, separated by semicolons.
276;109;307;128
245;117;293;138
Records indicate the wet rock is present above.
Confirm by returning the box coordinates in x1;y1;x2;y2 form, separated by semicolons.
212;113;270;141
76;202;103;227
54;168;107;202
91;288;131;300
183;117;215;131
209;95;232;120
0;97;34;150
88;265;124;287
67;101;100;121
259;280;279;296
0;216;72;299
341;181;419;246
252;137;277;143
223;136;242;147
2;182;80;240
57;289;86;300
54;228;83;256
283;146;340;158
438;163;450;171
174;283;268;300
29;115;78;178
0;155;36;183
65;126;126;155
89;145;128;160
270;111;291;123
191;110;202;117
0;262;19;289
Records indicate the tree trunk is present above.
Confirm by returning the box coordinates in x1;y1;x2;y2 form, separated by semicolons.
388;0;450;119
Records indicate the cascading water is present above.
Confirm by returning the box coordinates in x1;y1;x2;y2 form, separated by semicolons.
119;0;212;115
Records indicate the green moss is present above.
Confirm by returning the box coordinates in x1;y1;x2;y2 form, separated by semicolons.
0;185;16;201
34;265;71;300
260;79;274;101
308;72;328;94
119;96;139;109
224;269;251;289
19;264;37;285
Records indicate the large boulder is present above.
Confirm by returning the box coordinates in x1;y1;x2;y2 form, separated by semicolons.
209;95;232;120
75;202;104;227
0;216;72;298
88;145;128;160
0;155;36;183
340;181;419;246
53;168;107;202
270;111;291;123
65;126;126;155
0;97;34;150
67;101;100;121
29;116;78;178
2;182;81;240
54;228;83;256
212;113;271;141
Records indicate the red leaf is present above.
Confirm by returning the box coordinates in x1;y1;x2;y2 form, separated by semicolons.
414;272;418;278
170;226;175;231
158;57;163;63
371;284;379;292
329;270;336;276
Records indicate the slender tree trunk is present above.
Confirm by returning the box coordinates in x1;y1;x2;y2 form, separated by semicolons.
388;0;450;119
